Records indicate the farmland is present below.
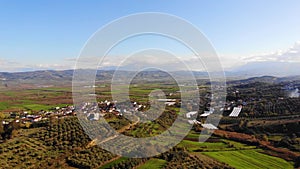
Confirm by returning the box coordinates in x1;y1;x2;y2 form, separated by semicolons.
202;150;293;169
137;158;167;169
0;118;294;169
0;86;72;112
178;133;294;169
0;75;299;168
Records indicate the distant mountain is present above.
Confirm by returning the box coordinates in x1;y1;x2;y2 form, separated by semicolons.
0;70;74;81
227;76;279;84
231;61;300;77
0;70;193;83
0;68;300;85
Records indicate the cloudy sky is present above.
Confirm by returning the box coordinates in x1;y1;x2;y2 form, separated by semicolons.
1;1;300;72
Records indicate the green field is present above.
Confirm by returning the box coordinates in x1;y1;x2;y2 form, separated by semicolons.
179;140;229;152
98;157;128;169
1;81;298;169
177;138;293;169
137;158;167;169
0;102;10;110
9;103;69;112
202;150;293;169
178;139;256;152
0;87;72;112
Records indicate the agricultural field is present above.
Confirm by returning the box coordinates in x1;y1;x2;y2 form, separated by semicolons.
0;77;299;168
98;157;128;169
0;82;181;112
137;158;167;169
177;133;294;169
202;150;293;169
0;86;73;112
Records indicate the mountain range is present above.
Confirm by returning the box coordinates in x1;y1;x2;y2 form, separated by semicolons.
0;61;299;83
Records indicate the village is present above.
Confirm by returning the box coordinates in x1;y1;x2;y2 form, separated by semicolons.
1;91;246;133
0;80;299;169
2;81;299;134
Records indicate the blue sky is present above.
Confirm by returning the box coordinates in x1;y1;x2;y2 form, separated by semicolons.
1;1;300;71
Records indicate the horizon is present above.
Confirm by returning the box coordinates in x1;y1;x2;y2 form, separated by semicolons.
1;1;300;73
1;2;300;169
0;68;299;79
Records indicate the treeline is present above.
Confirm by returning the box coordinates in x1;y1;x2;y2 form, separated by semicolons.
226;82;300;117
0;121;18;140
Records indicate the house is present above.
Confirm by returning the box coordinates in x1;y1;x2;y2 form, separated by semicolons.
186;111;198;118
165;102;176;106
188;120;201;125
2;121;9;125
229;106;242;117
26;115;42;122
201;123;218;130
200;111;212;117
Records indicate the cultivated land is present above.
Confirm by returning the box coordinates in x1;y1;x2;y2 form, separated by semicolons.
0;72;299;169
202;150;293;169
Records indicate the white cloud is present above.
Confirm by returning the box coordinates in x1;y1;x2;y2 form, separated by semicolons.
0;58;75;72
0;58;24;72
93;52;210;71
243;41;300;63
1;41;300;72
69;50;229;72
27;63;75;70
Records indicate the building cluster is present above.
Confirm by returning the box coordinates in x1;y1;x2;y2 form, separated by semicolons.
79;100;148;121
2;88;248;131
2;105;76;125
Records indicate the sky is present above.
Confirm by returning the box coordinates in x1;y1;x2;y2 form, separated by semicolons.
1;0;300;72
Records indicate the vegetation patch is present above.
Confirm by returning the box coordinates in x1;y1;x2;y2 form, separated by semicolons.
202;150;293;169
137;158;167;169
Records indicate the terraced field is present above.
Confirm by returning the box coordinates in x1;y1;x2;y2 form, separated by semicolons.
202;150;293;169
176;134;294;169
178;139;257;152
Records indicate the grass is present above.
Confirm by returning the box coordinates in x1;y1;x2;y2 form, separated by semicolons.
137;158;167;169
98;157;128;169
22;104;53;111
0;102;10;110
9;103;69;111
268;135;283;142
185;131;202;139
39;87;72;92
222;139;257;149
178;140;229;152
2;91;17;96
202;150;293;169
0;85;74;112
178;135;258;152
128;122;163;137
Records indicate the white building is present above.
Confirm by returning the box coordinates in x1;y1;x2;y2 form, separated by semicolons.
186;111;198;118
202;123;218;130
229;107;242;117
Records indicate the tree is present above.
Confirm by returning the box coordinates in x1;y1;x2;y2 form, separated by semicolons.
0;112;5;136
